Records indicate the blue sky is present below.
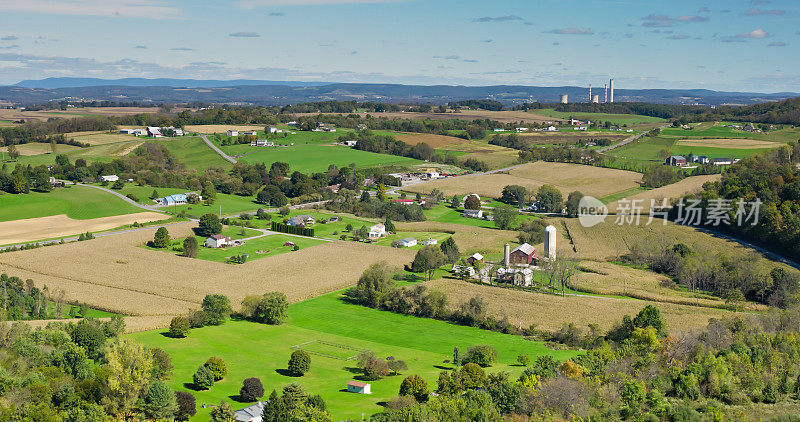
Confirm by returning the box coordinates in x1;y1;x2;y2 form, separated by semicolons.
0;0;797;92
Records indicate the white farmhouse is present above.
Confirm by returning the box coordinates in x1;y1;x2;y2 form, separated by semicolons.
100;175;119;182
423;238;438;246
226;130;239;137
463;209;483;219
266;127;279;133
204;234;231;248
369;223;387;239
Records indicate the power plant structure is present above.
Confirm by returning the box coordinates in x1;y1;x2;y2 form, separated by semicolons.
592;94;600;103
604;84;608;103
588;84;592;102
609;78;614;103
560;94;568;104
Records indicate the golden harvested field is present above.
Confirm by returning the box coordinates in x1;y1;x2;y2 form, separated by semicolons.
561;218;793;273
0;143;81;156
405;162;641;199
393;132;467;148
574;261;766;312
8;315;173;334
0;212;170;245
424;278;734;333
65;131;142;146
676;138;782;149
394;221;520;254
607;174;721;213
184;124;265;134
0;223;415;318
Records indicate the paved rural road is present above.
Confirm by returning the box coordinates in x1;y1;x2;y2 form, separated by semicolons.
199;133;237;164
598;123;672;153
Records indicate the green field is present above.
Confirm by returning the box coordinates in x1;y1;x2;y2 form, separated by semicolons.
163;194;262;218
660;123;800;142
233;210;378;239
144;225;326;263
154;137;233;171
128;291;578;420
423;204;536;229
10;141;144;167
0;185;146;222
612;136;776;161
212;132;422;173
533;108;666;125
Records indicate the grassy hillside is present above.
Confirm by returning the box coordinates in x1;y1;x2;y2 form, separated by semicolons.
129;291;578;420
533;108;666;125
0;185;146;222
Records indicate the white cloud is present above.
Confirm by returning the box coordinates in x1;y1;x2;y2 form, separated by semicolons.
235;0;404;8
0;0;180;18
545;27;593;35
737;28;770;39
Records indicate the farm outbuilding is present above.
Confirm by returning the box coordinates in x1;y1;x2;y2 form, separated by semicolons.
466;253;484;266
227;130;239;137
399;237;417;248
463;209;483;219
100;175;119;182
509;243;537;266
347;381;371;394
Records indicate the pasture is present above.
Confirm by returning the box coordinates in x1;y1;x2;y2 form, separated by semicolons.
516;131;631;146
162;193;261;217
65;131;143;145
378;131;467;148
183;125;266;134
153;137;233;171
610;136;775;161
232;144;421;173
128;291;578;420
405;162;642;200
0;185;148;222
0;143;81;156
0;223;415;316
12;140;144;166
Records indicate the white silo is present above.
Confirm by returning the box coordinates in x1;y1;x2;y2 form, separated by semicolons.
504;243;510;268
560;94;568;104
544;225;557;260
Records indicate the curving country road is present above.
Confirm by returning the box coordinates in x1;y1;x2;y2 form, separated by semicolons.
598;123;672;153
70;181;164;211
198;133;237;164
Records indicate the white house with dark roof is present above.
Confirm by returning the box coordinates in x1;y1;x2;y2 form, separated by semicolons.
287;215;315;227
463;209;483;219
204;234;231;248
226;130;239;137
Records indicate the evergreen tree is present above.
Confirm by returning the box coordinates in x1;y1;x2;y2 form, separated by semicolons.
193;365;214;390
384;218;396;233
142;380;178;420
153;227;170;248
182;236;198;258
439;237;460;264
209;400;235;422
288;350;311;376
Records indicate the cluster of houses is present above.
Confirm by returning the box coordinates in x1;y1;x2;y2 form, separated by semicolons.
452;225;558;288
665;155;737;167
119;126;184;137
387;171;450;187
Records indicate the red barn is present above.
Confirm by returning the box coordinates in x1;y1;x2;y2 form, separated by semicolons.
509;243;537;266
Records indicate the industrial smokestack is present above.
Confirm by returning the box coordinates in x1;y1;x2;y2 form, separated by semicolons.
592;95;600;103
588;84;592;102
504;243;510;268
604;84;608;103
609;79;614;103
560;94;568;104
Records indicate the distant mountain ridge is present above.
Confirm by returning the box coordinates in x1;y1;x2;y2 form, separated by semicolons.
13;77;330;89
1;78;797;106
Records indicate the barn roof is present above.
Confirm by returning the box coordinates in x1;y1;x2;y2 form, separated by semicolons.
348;381;368;388
511;243;535;256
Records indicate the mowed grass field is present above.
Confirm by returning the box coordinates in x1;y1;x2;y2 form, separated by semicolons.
11;141;144;166
128;291;579;421
65;131;143;145
153;137;233;171
234;144;421;173
0;223;416;316
405;162;641;200
0;185;147;222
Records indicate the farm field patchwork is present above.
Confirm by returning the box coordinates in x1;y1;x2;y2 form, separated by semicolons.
405;161;642;200
128;291;578;420
64;131;143;145
0;224;416;315
531;108;667;125
12;140;144;166
0;143;81;156
0;185;150;222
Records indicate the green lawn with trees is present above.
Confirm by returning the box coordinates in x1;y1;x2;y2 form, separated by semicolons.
128;290;578;420
0;185;148;222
